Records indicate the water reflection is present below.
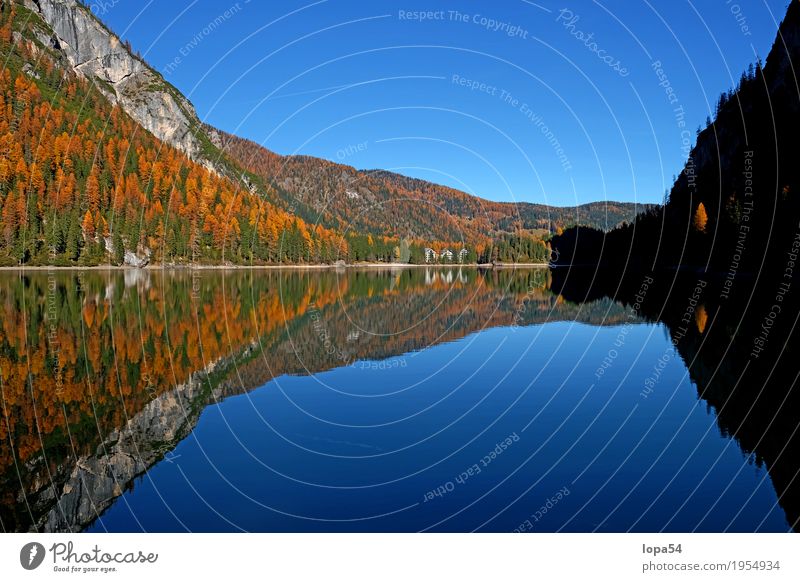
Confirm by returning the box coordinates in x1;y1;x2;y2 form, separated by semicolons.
0;267;795;532
551;266;800;532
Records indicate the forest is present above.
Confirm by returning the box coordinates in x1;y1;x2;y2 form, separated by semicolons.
217;129;650;247
552;1;800;280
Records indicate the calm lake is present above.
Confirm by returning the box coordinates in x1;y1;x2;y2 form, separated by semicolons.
0;267;794;532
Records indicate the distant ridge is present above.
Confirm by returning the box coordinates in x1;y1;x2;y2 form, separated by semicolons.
214;128;652;242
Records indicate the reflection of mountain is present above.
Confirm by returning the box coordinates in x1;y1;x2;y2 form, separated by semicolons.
0;268;633;532
552;267;800;531
32;357;214;533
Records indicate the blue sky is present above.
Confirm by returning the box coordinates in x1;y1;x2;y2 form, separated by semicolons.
93;0;790;206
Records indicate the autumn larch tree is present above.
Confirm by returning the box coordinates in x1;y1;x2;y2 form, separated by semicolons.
693;202;708;234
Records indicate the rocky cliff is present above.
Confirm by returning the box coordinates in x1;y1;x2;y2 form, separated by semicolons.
24;0;204;160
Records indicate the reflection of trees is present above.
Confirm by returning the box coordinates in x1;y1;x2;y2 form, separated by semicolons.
0;270;342;530
675;303;800;532
0;268;633;532
552;267;800;531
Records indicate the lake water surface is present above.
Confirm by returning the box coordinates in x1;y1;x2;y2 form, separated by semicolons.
0;268;792;532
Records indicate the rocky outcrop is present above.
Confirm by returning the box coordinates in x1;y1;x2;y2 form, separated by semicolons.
123;250;149;269
25;0;204;159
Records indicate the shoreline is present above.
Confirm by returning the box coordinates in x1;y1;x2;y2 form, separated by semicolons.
0;262;551;272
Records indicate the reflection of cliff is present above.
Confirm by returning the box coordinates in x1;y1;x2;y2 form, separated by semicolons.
33;359;213;532
0;268;634;532
552;267;800;531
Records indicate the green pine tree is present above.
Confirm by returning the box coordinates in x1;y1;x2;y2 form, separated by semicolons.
113;230;125;265
66;213;82;262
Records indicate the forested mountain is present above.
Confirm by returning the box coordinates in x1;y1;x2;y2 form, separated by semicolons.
216;128;652;243
553;0;800;278
0;0;350;266
0;0;647;267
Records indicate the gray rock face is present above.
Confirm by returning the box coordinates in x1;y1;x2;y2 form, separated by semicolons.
28;0;203;159
123;249;149;269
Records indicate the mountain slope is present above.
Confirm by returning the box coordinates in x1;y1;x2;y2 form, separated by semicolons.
0;0;347;266
25;0;208;160
553;0;800;276
215;128;652;243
